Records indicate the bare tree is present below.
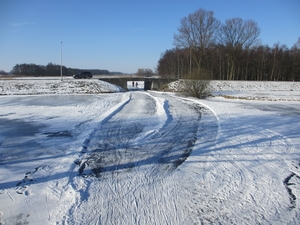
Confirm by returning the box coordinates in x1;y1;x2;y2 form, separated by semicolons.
174;8;220;76
157;48;190;79
157;44;300;82
218;18;260;80
294;38;300;49
136;68;154;77
291;38;300;81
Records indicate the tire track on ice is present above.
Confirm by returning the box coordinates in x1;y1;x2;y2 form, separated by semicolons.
66;91;204;224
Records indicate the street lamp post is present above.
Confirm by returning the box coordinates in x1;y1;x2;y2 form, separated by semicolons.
60;41;63;81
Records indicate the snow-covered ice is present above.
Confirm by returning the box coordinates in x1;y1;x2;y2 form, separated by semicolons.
0;77;300;224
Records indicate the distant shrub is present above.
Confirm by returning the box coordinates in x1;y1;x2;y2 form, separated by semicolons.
179;69;211;99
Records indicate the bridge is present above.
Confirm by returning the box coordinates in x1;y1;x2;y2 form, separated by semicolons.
98;77;178;90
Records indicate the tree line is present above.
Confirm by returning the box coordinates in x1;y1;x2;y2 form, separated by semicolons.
9;63;113;76
135;68;155;77
157;8;300;81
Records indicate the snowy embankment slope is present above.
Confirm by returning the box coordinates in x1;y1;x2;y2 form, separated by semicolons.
0;77;125;94
210;80;300;101
0;78;300;224
168;80;300;101
1;76;300;99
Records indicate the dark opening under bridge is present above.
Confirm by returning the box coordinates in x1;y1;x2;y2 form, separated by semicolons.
98;77;178;90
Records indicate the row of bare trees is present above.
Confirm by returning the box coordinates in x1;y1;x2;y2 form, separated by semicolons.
157;8;300;81
135;68;155;77
10;63;111;76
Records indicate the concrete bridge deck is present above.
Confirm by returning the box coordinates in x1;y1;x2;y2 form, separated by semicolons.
98;77;177;90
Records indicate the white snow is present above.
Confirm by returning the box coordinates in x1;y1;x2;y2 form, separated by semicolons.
0;77;124;95
0;77;300;224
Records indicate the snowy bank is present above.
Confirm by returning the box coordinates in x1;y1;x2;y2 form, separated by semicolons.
0;77;125;95
210;80;300;101
169;80;300;101
1;77;300;101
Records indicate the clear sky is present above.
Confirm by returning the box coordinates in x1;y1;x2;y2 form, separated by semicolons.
0;0;299;74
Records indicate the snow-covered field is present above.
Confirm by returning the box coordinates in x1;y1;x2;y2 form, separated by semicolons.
0;77;300;224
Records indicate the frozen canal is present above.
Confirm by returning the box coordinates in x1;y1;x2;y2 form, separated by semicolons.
0;91;300;224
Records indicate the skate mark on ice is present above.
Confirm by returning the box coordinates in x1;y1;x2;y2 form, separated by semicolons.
81;94;132;153
284;160;300;209
76;92;203;177
15;165;51;195
43;130;72;138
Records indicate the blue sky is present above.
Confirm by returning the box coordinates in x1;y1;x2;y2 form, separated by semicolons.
0;0;299;74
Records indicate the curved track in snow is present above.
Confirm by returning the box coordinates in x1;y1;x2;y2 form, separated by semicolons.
177;98;300;224
79;92;202;177
67;92;207;224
